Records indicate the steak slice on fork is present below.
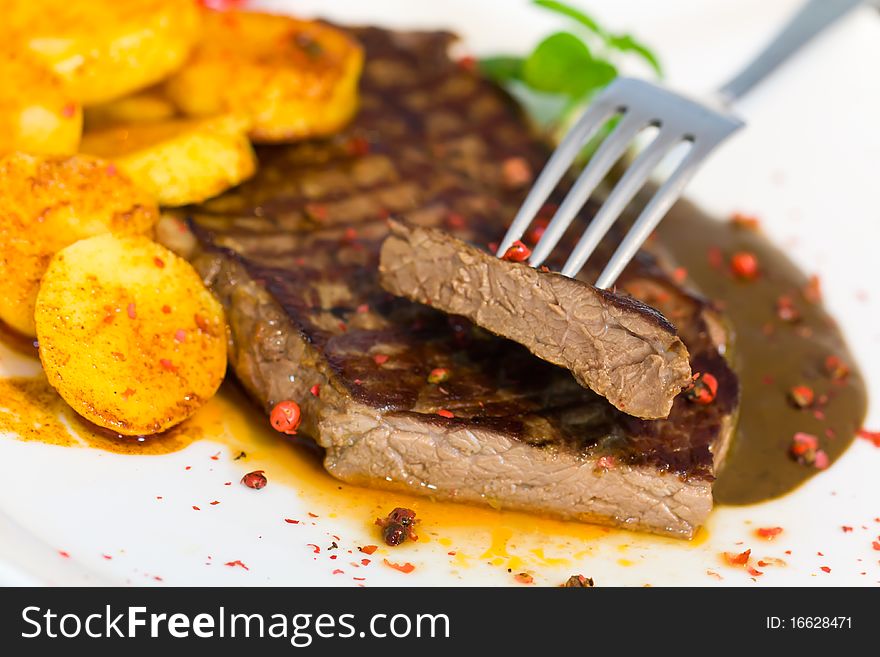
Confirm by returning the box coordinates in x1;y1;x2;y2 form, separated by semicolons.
379;220;692;419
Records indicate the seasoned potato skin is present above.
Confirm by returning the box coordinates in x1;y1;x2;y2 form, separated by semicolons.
3;0;201;105
0;153;158;337
80;114;257;206
0;50;82;155
165;9;364;142
35;234;227;435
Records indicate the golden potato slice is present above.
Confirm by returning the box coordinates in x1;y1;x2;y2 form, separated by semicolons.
84;88;178;131
0;153;158;337
80;114;256;206
35;234;227;436
3;0;200;105
165;10;363;142
0;50;82;155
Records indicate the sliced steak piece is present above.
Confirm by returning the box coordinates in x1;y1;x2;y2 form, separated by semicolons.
179;26;739;538
379;220;692;419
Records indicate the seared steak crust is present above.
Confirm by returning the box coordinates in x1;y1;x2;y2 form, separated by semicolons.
182;27;739;537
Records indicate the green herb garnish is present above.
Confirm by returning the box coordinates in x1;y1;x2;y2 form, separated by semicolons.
480;0;661;133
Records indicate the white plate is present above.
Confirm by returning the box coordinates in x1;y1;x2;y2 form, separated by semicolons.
1;0;878;587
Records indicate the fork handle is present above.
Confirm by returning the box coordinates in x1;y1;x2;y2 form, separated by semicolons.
716;0;864;106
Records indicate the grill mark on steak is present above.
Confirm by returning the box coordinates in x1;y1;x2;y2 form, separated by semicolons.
180;26;740;538
378;220;692;419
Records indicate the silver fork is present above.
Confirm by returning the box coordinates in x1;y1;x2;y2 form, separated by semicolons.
497;0;864;289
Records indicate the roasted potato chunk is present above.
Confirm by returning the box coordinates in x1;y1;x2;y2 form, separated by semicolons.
80;114;256;206
35;234;227;435
84;88;178;131
0;50;82;155
0;153;158;337
3;0;201;105
165;10;363;142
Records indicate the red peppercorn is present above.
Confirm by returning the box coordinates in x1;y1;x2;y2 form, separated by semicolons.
775;295;801;322
159;358;178;372
858;428;880;447
376;507;418;546
790;431;818;456
824;355;849;381
241;471;267;489
788;385;814;408
802;275;822;304
686;372;718;404
194;313;209;331
270;400;302;435
501;240;531;262
458;55;477;72
306;203;328;221
789;431;828;467
514;572;534;584
562;574;594;587
730;251;759;280
755;527;783;540
723;549;751;566
427;367;450;384
344;136;370;157
446;212;467;230
526;218;550;244
501;157;533;189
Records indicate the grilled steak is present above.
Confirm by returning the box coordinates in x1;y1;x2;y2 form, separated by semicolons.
379;220;692;419
179;26;739;538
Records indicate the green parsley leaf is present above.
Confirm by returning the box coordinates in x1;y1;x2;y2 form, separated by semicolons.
522;33;618;100
523;32;593;96
606;33;663;77
478;56;524;84
532;0;607;39
478;0;660;134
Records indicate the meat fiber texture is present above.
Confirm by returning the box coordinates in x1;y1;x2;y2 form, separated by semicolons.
380;220;692;419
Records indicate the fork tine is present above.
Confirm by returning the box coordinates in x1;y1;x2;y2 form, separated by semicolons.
559;130;684;278
528;110;647;267
495;93;620;256
593;142;711;289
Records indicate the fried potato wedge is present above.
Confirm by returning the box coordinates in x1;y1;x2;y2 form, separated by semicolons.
0;50;82;155
3;0;200;105
80;114;256;206
0;153;158;337
84;88;178;131
165;10;363;142
35;234;227;436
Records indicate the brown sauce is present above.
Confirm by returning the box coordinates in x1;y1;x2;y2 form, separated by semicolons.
656;201;867;504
